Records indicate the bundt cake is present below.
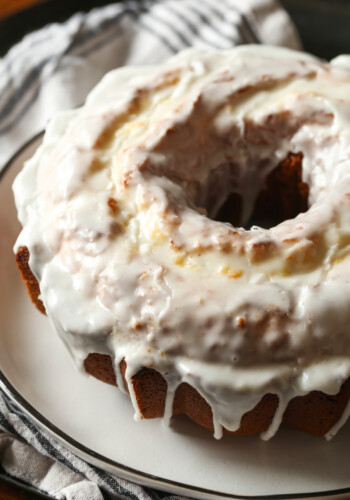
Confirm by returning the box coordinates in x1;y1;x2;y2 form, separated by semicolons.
13;45;350;439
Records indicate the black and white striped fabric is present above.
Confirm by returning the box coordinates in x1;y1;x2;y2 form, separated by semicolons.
0;1;300;498
0;0;301;167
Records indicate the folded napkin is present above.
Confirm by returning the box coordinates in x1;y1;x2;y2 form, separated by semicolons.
0;1;301;498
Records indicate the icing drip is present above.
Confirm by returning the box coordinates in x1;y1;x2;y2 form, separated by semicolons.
125;371;142;421
260;393;290;441
212;413;224;441
162;380;177;428
13;46;350;439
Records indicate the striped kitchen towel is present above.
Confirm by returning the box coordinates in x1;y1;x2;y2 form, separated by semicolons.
0;1;300;499
0;0;300;168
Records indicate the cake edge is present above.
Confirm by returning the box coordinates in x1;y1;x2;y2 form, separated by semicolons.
15;246;350;437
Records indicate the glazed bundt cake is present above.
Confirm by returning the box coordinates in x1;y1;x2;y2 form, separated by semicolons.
13;46;350;439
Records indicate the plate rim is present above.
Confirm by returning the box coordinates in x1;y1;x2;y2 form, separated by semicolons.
1;134;350;500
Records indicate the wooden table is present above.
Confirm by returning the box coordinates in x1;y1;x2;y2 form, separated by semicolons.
0;475;48;499
0;0;46;19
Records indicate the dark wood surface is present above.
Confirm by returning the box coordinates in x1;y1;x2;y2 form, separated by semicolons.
0;471;52;500
0;0;46;19
0;478;39;499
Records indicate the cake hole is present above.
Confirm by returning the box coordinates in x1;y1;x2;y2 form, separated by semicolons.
215;152;309;230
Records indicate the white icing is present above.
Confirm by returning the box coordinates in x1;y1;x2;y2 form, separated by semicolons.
13;45;350;438
260;394;289;441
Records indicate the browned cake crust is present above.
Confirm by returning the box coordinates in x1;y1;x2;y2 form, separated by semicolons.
83;352;350;437
15;153;350;437
16;247;350;437
16;246;46;314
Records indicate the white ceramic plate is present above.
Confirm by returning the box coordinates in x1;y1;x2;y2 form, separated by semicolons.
1;135;350;500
